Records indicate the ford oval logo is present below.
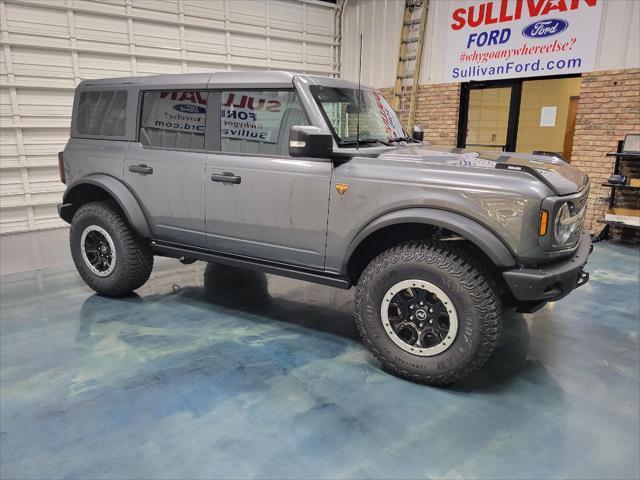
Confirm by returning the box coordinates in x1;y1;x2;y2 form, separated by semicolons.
173;104;206;114
522;19;569;39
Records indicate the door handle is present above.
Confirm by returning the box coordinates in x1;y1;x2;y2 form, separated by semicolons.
211;172;241;184
129;164;154;175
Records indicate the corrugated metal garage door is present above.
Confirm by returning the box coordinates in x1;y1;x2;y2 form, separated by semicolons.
0;0;340;234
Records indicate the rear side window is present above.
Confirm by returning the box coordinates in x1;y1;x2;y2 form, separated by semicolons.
220;90;308;155
140;90;208;150
76;90;127;136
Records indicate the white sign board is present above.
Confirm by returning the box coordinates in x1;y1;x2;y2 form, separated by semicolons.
444;0;604;82
540;106;557;127
372;91;405;139
222;92;288;144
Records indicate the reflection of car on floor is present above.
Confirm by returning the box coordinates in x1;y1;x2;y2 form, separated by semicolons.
58;71;592;385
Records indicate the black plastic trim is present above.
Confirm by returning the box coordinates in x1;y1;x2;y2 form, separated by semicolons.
152;240;352;289
503;232;592;302
60;174;152;238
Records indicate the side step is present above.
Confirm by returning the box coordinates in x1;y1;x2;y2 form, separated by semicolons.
152;240;352;290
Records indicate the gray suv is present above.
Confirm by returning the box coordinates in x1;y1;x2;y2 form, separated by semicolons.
58;71;592;385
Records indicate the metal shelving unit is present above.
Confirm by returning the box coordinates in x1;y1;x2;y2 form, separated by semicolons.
597;134;640;240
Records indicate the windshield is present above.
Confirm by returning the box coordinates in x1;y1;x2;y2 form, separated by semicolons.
310;86;407;146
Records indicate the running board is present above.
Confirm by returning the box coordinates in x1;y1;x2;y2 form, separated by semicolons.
151;240;352;290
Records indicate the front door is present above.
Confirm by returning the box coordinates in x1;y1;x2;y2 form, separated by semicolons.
124;89;211;247
458;80;521;152
205;89;331;269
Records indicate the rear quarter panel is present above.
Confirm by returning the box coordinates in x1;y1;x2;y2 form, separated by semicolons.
63;138;128;186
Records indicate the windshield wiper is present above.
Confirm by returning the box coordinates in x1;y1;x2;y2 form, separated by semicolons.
388;136;418;144
339;138;391;147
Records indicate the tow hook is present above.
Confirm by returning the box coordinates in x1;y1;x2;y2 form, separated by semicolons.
577;270;590;288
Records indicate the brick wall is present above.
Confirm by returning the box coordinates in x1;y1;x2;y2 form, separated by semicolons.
380;83;461;146
571;68;640;236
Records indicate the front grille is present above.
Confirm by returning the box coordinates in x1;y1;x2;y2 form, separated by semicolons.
568;184;590;244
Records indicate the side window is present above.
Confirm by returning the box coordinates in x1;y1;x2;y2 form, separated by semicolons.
220;90;308;155
140;90;208;150
77;90;127;136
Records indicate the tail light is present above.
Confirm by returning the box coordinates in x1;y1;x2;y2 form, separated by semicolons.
58;151;66;184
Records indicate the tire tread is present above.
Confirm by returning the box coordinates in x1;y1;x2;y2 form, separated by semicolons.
354;240;502;386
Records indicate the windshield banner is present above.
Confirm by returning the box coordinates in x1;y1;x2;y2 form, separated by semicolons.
373;92;405;139
444;0;603;82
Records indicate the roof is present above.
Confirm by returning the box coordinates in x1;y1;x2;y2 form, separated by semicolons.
77;71;368;90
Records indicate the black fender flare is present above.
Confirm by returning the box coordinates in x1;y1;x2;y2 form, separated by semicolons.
59;174;151;238
343;207;516;270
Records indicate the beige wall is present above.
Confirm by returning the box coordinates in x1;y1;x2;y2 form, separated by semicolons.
516;77;582;155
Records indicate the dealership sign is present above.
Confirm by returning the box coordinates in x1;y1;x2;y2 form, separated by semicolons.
444;0;604;82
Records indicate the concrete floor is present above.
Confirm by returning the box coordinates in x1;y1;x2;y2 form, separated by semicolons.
0;230;639;480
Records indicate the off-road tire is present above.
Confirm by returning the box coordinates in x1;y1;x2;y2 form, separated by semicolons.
70;201;153;296
354;240;502;386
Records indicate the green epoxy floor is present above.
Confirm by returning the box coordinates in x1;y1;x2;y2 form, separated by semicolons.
0;238;638;479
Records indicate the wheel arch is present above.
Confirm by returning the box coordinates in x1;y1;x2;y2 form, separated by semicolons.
59;174;151;238
344;208;516;283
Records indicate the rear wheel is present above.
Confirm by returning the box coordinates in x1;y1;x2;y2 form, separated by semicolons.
70;201;153;296
354;241;502;386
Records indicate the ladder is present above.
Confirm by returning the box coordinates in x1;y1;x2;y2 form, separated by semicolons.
391;0;429;131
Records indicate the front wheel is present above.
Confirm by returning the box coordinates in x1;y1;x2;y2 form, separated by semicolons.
354;241;502;386
70;201;153;297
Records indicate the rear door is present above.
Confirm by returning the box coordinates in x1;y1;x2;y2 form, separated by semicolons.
124;89;212;247
204;89;331;269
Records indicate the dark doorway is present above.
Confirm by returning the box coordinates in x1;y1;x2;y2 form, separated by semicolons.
457;80;521;152
457;75;581;156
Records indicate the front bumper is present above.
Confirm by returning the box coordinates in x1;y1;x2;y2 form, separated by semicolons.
503;232;592;304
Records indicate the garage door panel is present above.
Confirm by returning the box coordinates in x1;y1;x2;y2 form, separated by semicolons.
72;0;127;16
184;27;226;55
136;57;182;75
4;3;69;38
270;1;303;31
134;21;180;50
229;1;267;26
0;0;338;234
11;48;73;79
182;0;224;20
230;34;266;58
16;90;74;118
185;62;226;74
0;206;29;233
75;13;128;45
183;15;225;32
78;52;131;78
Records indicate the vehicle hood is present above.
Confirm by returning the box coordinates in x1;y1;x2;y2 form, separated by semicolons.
378;145;588;195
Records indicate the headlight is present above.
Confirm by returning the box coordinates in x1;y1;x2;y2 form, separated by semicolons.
554;203;572;244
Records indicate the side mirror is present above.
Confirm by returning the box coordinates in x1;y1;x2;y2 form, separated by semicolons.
412;125;424;142
289;126;333;158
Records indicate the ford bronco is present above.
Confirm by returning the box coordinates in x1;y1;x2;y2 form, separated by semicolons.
58;71;592;385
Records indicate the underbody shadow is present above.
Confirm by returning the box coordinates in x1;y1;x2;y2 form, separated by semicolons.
79;263;535;389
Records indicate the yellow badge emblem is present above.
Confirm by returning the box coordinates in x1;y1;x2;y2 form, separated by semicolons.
335;183;350;196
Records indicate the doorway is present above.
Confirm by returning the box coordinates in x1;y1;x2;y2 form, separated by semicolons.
458;75;581;160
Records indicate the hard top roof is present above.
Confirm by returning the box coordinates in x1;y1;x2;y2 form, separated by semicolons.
77;71;367;90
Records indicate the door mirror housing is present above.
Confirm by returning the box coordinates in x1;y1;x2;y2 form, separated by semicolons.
289;126;333;158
